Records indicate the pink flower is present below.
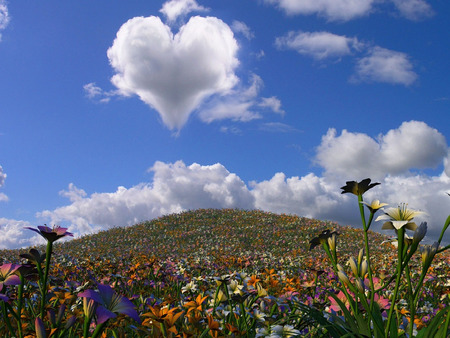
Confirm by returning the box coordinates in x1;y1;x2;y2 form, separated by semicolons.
25;225;73;243
0;263;21;291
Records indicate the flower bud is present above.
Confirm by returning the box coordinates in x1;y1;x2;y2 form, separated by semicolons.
360;259;368;278
413;222;427;245
358;249;365;266
356;278;365;293
328;233;337;251
337;271;350;286
348;257;358;277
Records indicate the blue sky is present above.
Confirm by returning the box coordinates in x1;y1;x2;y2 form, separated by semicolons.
1;0;449;249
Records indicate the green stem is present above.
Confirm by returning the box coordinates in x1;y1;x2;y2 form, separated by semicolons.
358;195;375;336
385;227;405;336
41;240;53;319
405;264;415;338
16;274;25;338
1;301;14;336
91;321;108;338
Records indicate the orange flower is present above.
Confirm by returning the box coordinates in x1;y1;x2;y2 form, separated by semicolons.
183;293;208;314
247;275;260;287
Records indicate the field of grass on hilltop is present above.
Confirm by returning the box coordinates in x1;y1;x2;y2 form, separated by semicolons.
0;208;449;337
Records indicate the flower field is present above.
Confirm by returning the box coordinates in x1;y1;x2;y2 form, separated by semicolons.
1;208;449;337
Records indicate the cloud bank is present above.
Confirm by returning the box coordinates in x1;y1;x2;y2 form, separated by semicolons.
2;121;449;249
265;0;433;21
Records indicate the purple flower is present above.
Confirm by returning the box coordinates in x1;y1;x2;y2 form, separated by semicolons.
25;225;73;243
0;263;21;291
78;283;141;324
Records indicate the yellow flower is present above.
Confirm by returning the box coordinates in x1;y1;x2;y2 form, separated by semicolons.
361;199;388;213
376;203;424;231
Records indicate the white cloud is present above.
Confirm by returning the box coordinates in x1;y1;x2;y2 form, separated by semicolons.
258;122;299;133
0;218;44;250
0;0;9;41
265;0;375;21
231;20;254;40
275;31;362;60
107;15;239;130
38;161;255;237
83;83;116;103
198;74;283;123
392;0;434;21
0;165;8;202
315;121;448;180
258;97;285;115
160;0;208;23
4;121;448;249
353;47;417;85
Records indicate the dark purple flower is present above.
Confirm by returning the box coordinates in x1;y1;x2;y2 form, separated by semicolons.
78;283;141;324
25;225;73;243
340;178;380;196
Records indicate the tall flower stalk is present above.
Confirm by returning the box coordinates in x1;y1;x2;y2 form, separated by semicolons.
25;225;73;319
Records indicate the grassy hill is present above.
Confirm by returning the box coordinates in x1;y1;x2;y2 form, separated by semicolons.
2;209;393;272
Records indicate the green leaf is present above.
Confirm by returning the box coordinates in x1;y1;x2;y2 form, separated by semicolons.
416;307;450;338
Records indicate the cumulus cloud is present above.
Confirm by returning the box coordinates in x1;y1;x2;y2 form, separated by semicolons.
392;0;434;21
107;15;239;130
275;31;362;60
38;161;255;237
231;20;254;40
4;121;449;249
315;121;448;179
0;218;44;250
353;47;417;85
0;0;9;41
160;0;208;23
264;0;375;21
0;165;8;202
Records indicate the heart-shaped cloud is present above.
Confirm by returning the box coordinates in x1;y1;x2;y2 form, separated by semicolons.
107;15;239;130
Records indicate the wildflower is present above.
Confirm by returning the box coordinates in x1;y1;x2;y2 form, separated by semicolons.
184;293;208;314
376;203;424;231
78;283;140;324
256;282;268;297
181;280;197;293
340;178;380;196
309;229;339;251
25;225;73;243
270;324;301;337
228;279;244;295
0;263;21;291
19;248;45;265
361;199;388;213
